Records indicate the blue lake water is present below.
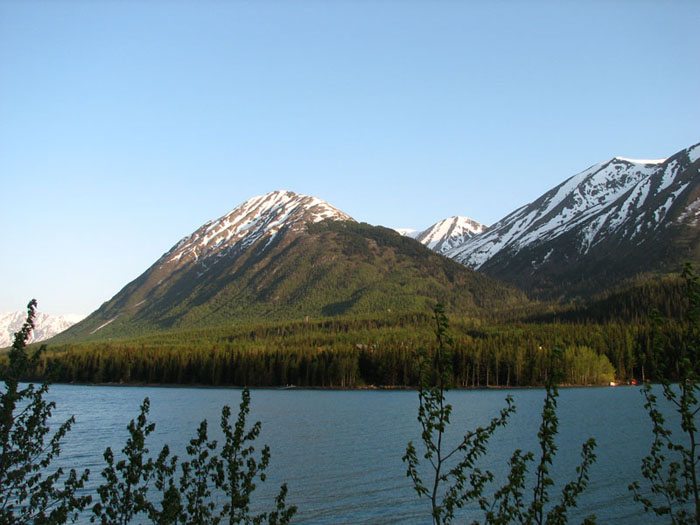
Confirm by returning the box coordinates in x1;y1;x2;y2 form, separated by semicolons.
44;384;668;523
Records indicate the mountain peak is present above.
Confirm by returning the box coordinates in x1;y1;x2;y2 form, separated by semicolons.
166;190;353;267
414;216;486;255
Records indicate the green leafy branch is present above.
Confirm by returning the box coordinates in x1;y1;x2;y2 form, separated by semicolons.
630;262;700;524
405;304;597;524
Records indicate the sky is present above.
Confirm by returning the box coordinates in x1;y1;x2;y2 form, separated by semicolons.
1;1;699;317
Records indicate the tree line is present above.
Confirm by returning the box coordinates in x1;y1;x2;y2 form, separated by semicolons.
26;271;695;390
7;316;692;388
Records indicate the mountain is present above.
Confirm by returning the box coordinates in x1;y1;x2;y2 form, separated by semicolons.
447;142;700;298
413;216;486;255
395;216;486;255
0;310;80;348
394;228;419;238
58;190;524;341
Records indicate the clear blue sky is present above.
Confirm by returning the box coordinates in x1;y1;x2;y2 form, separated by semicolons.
1;1;698;317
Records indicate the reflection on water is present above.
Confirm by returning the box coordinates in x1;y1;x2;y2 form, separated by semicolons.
46;384;659;523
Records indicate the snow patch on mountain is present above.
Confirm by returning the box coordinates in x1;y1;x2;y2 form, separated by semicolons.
90;315;119;335
678;197;700;226
688;143;700;163
0;311;82;348
614;156;667;165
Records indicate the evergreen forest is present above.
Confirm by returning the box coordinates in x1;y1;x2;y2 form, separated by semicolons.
5;273;694;389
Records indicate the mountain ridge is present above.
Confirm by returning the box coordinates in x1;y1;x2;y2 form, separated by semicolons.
445;142;700;298
0;310;80;348
48;141;700;334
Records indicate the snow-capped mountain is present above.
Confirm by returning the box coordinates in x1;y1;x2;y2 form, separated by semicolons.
447;142;700;298
96;190;353;319
414;216;486;255
57;190;524;341
0;311;80;348
396;217;486;255
58;190;355;338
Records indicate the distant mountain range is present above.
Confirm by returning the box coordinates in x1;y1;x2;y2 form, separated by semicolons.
55;141;700;341
0;311;80;348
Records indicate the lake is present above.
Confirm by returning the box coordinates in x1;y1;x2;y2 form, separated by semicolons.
44;384;665;523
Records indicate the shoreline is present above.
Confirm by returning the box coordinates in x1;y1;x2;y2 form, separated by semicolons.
43;380;637;391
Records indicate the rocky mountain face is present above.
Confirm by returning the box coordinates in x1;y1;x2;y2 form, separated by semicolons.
59;190;523;341
0;310;79;348
446;143;700;298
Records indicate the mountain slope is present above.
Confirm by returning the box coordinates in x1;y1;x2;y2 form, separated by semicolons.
0;310;79;347
58;191;524;341
447;142;700;298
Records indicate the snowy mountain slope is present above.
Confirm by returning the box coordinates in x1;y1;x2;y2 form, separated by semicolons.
166;190;352;269
446;142;700;298
0;311;80;347
414;216;486;255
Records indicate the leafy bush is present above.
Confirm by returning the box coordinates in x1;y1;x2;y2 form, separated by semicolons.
91;389;296;524
404;304;597;524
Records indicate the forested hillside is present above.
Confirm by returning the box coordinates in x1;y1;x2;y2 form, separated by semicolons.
16;307;688;388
